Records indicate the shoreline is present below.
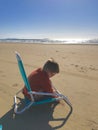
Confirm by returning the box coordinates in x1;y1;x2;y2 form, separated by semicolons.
0;42;98;46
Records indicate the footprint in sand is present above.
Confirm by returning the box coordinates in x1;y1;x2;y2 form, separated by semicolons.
87;120;98;130
89;65;98;71
12;83;19;87
71;64;88;73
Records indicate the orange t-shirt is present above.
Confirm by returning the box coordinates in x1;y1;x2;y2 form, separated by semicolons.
23;68;54;98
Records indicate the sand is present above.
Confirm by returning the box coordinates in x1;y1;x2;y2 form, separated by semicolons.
0;43;98;130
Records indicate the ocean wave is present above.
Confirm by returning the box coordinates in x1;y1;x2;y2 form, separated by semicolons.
0;38;98;44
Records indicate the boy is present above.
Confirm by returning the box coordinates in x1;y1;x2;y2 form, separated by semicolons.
23;58;59;101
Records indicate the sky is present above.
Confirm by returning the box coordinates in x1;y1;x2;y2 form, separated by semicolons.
0;0;98;40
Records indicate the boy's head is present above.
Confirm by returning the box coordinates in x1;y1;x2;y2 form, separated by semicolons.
43;58;59;78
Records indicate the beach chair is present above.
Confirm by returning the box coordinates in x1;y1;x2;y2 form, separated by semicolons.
14;52;73;114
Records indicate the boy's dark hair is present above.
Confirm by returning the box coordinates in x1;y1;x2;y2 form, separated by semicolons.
43;58;59;73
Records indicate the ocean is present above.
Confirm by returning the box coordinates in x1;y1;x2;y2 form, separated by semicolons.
0;38;98;44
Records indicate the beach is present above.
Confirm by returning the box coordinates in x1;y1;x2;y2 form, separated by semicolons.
0;43;98;130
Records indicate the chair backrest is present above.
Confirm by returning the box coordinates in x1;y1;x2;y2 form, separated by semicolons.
15;52;31;92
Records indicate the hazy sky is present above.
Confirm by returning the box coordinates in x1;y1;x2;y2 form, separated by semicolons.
0;0;98;40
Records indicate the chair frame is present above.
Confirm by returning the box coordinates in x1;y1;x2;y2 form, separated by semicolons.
14;52;73;114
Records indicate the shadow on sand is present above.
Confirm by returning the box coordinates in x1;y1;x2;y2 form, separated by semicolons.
0;101;72;130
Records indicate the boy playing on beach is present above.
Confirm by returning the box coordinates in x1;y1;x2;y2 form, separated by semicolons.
22;58;59;101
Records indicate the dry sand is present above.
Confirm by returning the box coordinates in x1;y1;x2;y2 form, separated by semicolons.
0;43;98;130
